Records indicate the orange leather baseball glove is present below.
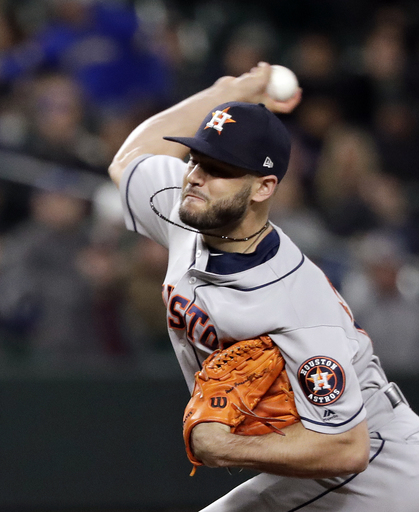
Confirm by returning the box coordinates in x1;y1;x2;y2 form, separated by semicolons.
183;336;300;475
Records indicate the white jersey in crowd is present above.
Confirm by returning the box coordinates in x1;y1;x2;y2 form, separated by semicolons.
119;153;419;512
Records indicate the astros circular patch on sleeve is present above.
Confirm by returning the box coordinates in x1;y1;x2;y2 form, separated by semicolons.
298;356;345;406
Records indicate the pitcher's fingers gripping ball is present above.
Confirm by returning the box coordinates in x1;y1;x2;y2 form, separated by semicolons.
183;336;300;474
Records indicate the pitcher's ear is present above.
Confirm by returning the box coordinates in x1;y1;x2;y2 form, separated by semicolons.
251;175;278;203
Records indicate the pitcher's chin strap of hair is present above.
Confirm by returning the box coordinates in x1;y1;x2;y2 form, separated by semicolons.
150;187;269;242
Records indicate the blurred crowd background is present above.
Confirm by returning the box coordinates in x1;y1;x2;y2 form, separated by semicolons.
0;0;419;402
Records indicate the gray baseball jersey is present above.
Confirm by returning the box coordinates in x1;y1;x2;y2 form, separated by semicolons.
120;154;419;511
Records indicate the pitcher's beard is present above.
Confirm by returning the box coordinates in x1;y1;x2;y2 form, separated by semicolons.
179;184;252;232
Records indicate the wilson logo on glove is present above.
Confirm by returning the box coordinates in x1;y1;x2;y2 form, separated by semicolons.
210;397;227;408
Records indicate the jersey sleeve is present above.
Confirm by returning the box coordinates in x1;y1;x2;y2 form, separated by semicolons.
272;326;367;435
119;154;185;248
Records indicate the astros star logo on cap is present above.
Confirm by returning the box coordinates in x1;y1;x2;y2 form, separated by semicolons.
205;107;236;134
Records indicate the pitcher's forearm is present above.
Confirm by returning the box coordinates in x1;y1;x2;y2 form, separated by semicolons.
191;420;370;479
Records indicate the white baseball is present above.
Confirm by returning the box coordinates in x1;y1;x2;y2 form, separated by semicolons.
266;65;299;101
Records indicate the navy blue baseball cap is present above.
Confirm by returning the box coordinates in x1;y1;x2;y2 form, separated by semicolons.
163;101;291;182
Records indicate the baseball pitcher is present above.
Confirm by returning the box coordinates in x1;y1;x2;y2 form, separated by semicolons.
109;62;419;511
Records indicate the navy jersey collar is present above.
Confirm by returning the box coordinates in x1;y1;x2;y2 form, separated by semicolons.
205;229;280;275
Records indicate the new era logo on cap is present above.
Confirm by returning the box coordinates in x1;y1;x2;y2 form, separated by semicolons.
263;156;274;168
163;101;291;182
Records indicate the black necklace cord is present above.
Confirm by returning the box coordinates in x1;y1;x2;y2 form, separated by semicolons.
149;187;270;242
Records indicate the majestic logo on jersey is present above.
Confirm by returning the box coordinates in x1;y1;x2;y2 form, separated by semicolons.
323;408;338;420
298;356;345;406
205;107;236;133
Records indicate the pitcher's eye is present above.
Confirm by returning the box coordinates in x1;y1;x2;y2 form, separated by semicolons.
188;155;198;167
204;165;231;178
